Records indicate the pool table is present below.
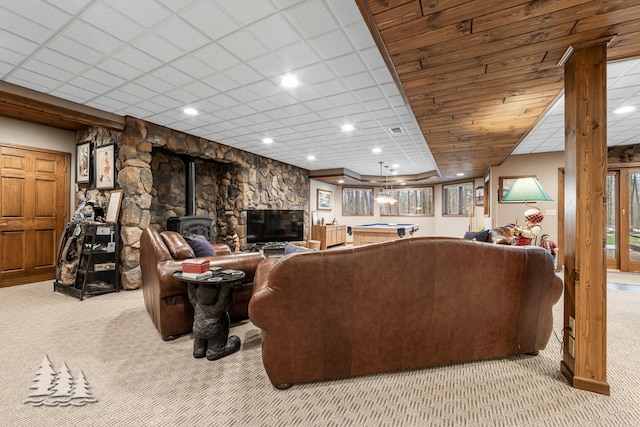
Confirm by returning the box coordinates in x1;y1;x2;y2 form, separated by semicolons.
347;223;420;246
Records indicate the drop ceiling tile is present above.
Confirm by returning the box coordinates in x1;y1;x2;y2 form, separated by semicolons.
182;80;218;98
111;46;163;73
132;33;185;62
3;1;72;30
225;86;260;104
275;40;320;70
53;83;99;102
83;68;126;88
326;53;366;78
171;56;216;80
68;75;113;94
246;54;288;79
203;73;241;92
178;1;239;40
22;59;74;82
98;58;143;80
134;73;174;93
290;86;323;103
266;91;301;108
326;92;357;107
217;0;277;26
166;88;201;104
0;29;39;57
245;98;278;112
106;0;172;28
218;31;269;62
248;13;300;51
296;61;335;84
228;103;258;118
81;3;145;42
226;63;264;86
309;30;353;61
88;95;130;111
0;8;57;44
148;94;184;110
64;20;123;55
284;0;338;39
341;72;376;92
10;68;63;91
152;65;195;86
208;93;240;109
154;16;211;52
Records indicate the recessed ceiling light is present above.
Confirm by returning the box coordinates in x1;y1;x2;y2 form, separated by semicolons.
262;138;274;144
391;171;398;176
392;164;399;168
457;173;465;176
372;148;382;154
281;74;299;88
183;107;198;116
307;155;316;161
342;124;354;132
338;179;344;184
614;106;636;114
400;182;406;185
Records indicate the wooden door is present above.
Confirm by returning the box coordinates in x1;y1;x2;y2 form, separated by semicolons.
0;144;69;287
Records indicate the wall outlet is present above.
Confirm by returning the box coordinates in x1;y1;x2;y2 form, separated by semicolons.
569;316;576;337
569;336;575;358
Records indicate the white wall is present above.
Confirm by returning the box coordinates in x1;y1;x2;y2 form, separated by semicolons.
0;116;76;206
311;151;564;243
489;151;564;245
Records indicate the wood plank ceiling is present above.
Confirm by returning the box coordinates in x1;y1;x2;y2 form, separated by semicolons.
357;0;640;182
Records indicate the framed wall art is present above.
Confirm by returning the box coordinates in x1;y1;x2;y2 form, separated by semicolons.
317;189;332;210
498;175;534;202
474;185;484;207
105;190;123;223
95;144;115;190
76;142;91;183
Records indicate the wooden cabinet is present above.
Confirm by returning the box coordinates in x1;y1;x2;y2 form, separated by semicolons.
312;225;346;250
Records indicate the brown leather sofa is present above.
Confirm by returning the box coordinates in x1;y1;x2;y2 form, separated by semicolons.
140;226;264;340
249;237;563;389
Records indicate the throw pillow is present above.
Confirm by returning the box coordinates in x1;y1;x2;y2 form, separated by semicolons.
185;235;216;257
284;242;312;255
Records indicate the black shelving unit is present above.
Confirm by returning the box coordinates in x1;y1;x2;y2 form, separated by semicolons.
54;222;120;301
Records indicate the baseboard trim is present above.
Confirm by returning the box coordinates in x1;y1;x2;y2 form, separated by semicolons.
561;361;611;395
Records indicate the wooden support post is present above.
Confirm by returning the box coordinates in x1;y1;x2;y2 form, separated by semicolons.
560;42;610;395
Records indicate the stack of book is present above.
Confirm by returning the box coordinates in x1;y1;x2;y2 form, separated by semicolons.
181;259;212;279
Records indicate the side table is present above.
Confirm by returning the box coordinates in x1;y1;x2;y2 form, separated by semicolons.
173;268;246;360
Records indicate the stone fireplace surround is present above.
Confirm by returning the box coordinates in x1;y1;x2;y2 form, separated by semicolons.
77;117;309;290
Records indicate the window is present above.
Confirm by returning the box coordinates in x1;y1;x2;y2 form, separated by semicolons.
342;188;373;216
442;182;474;216
380;188;434;216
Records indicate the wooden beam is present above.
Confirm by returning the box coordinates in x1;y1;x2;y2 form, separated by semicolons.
561;42;610;395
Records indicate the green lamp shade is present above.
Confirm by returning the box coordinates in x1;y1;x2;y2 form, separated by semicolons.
502;177;554;202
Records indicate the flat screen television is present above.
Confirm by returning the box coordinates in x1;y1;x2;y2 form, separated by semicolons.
246;209;304;243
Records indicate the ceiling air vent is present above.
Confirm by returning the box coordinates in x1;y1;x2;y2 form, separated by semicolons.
388;127;404;134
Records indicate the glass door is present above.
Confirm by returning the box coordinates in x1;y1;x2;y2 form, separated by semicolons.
628;170;640;272
606;172;618;269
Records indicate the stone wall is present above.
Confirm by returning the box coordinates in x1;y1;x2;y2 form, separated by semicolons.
81;116;309;290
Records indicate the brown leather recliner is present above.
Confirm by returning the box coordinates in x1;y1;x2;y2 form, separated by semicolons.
249;237;563;389
140;226;264;340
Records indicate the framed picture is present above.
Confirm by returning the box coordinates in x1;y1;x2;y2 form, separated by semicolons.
95;144;115;190
498;175;535;202
474;185;484;206
76;142;91;183
105;190;123;223
311;211;319;226
317;189;332;210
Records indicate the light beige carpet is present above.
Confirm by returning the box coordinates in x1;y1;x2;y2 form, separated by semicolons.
1;280;639;426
